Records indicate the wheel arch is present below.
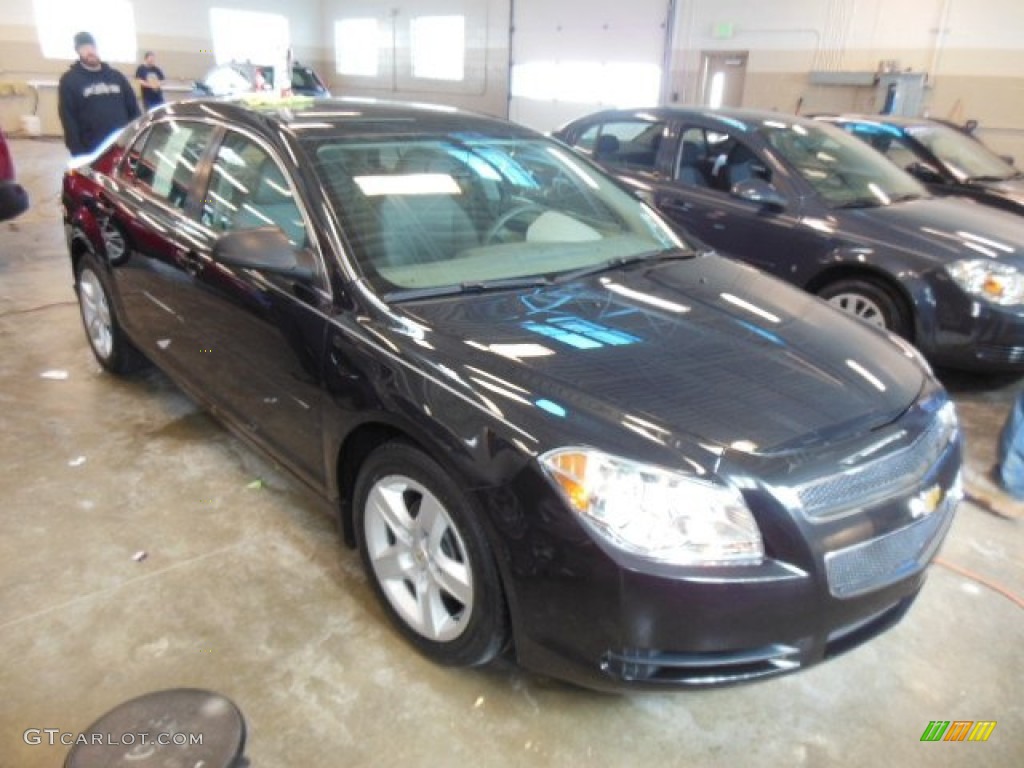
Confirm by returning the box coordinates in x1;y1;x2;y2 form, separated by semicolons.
804;262;919;342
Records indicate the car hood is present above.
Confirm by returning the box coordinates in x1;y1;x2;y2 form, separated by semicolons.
834;197;1024;266
394;255;925;456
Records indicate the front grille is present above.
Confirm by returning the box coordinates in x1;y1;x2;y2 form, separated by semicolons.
824;499;954;598
795;413;953;519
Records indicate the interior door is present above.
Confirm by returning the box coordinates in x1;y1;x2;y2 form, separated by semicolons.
700;52;748;109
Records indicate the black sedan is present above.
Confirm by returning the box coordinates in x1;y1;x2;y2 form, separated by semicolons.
554;108;1024;370
63;98;962;690
815;114;1024;215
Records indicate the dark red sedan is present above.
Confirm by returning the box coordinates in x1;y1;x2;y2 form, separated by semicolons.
61;98;961;690
0;129;29;222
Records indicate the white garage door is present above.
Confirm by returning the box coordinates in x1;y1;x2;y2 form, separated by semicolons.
509;0;673;133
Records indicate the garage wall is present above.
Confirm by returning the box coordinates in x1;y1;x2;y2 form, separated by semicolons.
508;0;673;132
670;0;1024;158
2;0;1023;159
321;0;510;117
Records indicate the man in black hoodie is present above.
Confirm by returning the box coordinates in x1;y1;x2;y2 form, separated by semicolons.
58;31;140;156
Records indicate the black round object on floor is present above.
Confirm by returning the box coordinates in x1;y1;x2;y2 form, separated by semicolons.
64;688;245;768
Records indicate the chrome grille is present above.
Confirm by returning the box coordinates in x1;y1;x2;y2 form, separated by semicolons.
795;413;953;518
824;501;953;598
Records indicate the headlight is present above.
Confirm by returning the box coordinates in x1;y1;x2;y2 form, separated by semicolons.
946;259;1024;305
540;448;763;566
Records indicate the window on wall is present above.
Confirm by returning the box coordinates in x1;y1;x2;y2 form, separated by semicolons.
411;15;465;81
511;62;660;107
33;0;137;62
209;8;289;66
335;18;379;77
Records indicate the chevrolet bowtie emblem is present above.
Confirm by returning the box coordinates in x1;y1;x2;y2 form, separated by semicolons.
909;484;944;519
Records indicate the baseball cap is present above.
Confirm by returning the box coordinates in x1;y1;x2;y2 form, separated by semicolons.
74;31;96;50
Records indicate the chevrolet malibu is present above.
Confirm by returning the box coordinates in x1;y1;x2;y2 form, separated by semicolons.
554;108;1024;370
63;98;962;690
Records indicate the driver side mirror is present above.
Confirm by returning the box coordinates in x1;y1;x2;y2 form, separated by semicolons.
213;227;314;282
731;178;787;210
905;161;945;185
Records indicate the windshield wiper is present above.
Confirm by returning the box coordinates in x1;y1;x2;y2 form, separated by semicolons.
383;275;551;302
969;174;1018;182
834;199;883;209
888;192;923;203
554;247;694;283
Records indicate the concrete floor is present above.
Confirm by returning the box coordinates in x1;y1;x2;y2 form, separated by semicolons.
0;137;1021;767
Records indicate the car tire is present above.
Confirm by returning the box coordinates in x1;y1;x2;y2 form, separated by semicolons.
353;441;509;667
818;277;912;339
75;253;147;374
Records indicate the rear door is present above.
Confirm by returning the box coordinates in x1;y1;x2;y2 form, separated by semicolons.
106;119;218;370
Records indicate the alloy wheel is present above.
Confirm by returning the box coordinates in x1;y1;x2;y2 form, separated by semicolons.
363;474;474;642
79;268;114;360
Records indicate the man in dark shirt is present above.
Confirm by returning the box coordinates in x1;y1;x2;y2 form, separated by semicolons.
135;50;166;110
58;31;140;156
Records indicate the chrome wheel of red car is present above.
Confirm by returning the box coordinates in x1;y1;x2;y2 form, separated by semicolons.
75;255;146;374
78;265;114;361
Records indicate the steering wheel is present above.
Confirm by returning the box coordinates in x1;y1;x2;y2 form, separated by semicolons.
484;203;545;244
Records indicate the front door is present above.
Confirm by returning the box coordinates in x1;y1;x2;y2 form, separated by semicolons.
653;122;823;279
170;130;332;489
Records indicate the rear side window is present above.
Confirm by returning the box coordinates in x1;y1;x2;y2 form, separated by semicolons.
131;121;215;210
586;120;665;170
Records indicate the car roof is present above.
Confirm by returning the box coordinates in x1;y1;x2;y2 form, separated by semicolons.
814;113;938;129
563;106;829;133
159;97;539;140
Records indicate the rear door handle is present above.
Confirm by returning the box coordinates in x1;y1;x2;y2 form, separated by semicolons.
177;248;204;276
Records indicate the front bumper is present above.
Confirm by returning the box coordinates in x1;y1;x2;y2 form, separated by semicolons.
0;179;28;222
920;273;1024;370
479;394;962;691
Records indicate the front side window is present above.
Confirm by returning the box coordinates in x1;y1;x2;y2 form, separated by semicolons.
132;121;215;210
303;134;686;296
201;132;307;247
762;120;925;207
677;125;767;192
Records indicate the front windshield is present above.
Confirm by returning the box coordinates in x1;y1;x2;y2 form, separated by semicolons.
761;120;926;207
909;124;1018;182
301;134;685;294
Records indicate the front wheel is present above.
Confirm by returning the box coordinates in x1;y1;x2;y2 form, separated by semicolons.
75;253;146;374
818;277;912;339
353;442;509;667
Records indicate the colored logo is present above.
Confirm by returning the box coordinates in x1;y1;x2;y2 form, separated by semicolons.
909;484;945;518
920;721;996;742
